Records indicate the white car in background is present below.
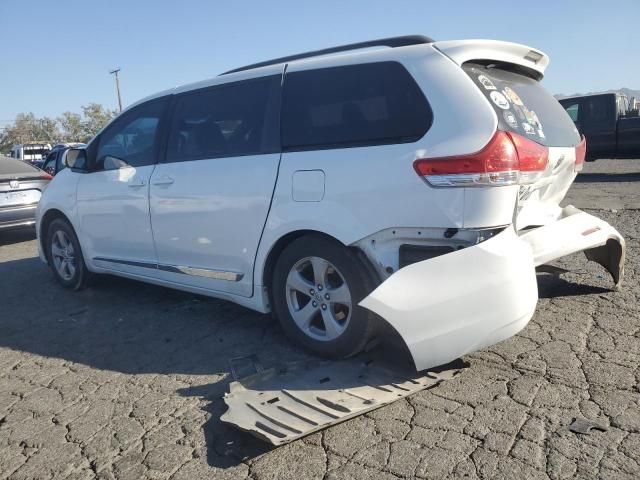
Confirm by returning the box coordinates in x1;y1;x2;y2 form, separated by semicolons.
36;36;625;371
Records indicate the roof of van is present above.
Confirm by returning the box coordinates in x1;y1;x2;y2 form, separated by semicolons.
220;35;434;75
127;36;549;111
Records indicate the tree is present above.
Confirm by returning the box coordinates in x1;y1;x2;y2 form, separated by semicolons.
0;103;117;152
81;103;117;142
35;117;61;143
0;113;62;152
58;112;83;142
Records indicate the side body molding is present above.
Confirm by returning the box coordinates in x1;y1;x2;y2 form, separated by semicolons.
360;227;539;372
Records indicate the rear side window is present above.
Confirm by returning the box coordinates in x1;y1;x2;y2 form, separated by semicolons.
464;63;580;147
563;102;579;122
282;62;432;150
581;95;616;129
166;75;280;162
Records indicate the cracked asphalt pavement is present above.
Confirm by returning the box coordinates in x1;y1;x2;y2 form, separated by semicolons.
1;159;639;479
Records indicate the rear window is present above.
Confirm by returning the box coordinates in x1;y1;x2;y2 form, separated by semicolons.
0;155;42;180
282;62;432;150
463;63;580;147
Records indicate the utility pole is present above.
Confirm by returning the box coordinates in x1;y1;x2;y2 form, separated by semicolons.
109;68;123;113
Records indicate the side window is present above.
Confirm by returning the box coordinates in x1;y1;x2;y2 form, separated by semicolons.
564;102;579;122
582;96;614;129
42;153;57;175
281;62;432;150
166;75;279;162
95;99;166;171
57;150;67;173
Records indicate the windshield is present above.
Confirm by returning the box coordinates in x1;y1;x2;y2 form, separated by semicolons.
463;63;580;147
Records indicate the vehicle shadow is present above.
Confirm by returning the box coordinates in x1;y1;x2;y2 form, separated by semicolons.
536;270;612;298
574;172;640;183
0;228;36;246
0;256;416;469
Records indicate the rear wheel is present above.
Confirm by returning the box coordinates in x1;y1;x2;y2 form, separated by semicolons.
272;236;378;358
46;218;90;290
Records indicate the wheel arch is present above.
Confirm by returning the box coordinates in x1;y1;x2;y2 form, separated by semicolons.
260;229;381;308
39;208;73;262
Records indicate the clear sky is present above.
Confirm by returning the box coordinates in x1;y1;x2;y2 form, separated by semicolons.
1;0;638;123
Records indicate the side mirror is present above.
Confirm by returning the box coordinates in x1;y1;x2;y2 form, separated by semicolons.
65;148;88;172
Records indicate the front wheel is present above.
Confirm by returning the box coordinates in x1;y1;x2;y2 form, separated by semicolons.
272;236;379;359
46;218;90;290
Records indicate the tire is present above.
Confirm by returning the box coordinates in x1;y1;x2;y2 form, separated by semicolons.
272;235;379;359
46;218;90;290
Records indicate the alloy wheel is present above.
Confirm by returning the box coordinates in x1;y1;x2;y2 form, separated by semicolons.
285;256;352;341
51;230;76;281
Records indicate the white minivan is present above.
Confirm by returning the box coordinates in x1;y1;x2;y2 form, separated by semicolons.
36;36;625;371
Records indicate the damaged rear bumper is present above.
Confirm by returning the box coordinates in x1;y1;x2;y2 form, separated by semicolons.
360;206;625;372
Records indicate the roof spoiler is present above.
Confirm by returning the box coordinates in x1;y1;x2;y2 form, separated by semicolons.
433;40;550;79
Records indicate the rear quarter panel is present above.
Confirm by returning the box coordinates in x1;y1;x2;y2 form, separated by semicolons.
254;45;501;288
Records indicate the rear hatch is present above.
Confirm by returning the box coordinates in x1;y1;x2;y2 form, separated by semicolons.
461;62;583;229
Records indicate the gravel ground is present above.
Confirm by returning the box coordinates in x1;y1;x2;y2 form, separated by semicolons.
0;159;638;480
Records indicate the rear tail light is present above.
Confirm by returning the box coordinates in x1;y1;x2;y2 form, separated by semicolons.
574;136;586;172
41;173;53;180
413;131;549;187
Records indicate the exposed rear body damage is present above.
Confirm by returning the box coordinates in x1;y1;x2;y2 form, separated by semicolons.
360;208;624;371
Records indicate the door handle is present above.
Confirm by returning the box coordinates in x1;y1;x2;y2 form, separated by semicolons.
152;176;175;186
128;178;146;187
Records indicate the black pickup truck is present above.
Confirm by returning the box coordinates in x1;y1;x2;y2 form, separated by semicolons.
559;93;640;160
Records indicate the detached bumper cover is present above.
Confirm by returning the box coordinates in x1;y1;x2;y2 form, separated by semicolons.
360;227;538;371
360;206;624;372
520;205;625;287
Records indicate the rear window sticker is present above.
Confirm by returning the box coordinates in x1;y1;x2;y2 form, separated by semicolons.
490;91;510;110
524;109;536;125
513;105;526;120
522;122;535;135
503;87;524;107
530;111;542;129
503;111;519;129
478;75;497;90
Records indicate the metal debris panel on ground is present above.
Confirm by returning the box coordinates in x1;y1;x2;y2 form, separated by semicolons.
221;357;467;445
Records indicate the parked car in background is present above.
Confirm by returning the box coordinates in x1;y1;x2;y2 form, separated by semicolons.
1;155;51;230
9;143;51;164
41;143;86;176
559;93;640;160
37;36;625;374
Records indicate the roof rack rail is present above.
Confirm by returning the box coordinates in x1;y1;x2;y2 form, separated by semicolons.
220;34;435;75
